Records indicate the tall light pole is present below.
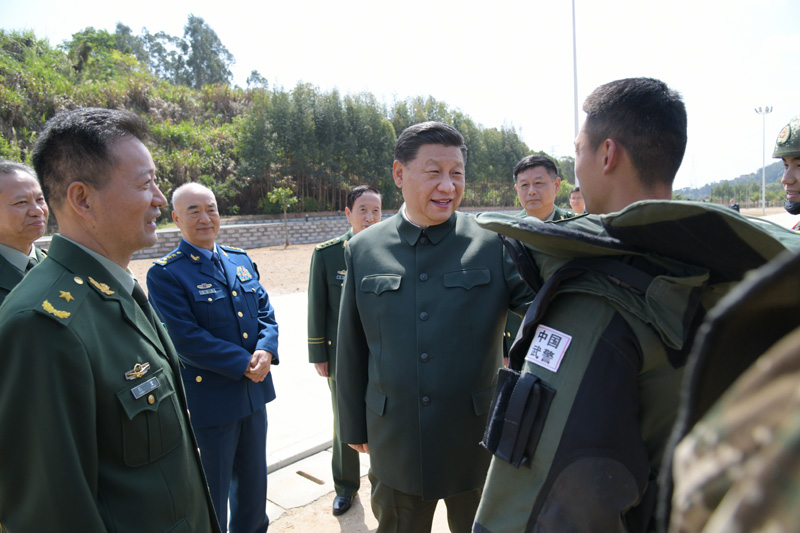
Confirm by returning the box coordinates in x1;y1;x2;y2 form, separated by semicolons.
755;106;773;215
572;0;579;186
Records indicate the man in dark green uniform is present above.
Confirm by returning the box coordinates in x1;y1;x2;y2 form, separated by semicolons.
0;159;48;304
0;108;218;532
513;154;573;222
307;184;382;516
504;155;574;360
336;122;531;532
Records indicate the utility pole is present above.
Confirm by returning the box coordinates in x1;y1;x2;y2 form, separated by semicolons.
572;0;579;186
755;106;773;215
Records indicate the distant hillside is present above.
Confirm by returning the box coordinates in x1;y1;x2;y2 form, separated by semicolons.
675;161;784;200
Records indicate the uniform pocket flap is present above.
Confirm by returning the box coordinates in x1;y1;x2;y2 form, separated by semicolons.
192;285;225;303
365;385;387;416
116;368;176;421
360;274;402;295
444;268;491;290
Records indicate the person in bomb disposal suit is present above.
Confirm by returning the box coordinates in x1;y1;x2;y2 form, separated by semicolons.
336;122;532;533
307;184;382;516
147;182;278;533
0;108;219;532
0;159;49;304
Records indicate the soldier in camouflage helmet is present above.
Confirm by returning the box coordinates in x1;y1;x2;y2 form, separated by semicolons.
773;114;800;215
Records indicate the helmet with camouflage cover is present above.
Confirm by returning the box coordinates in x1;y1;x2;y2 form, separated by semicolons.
772;115;800;158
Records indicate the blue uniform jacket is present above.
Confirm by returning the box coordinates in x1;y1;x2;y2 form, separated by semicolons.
147;239;279;428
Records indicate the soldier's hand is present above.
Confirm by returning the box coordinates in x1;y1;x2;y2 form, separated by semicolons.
313;362;329;377
245;350;272;382
349;443;369;454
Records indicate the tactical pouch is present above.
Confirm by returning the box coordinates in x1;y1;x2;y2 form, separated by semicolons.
480;367;555;468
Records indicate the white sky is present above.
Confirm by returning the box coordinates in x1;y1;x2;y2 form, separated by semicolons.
3;0;799;189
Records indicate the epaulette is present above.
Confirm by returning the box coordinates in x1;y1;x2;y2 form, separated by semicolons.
153;250;185;266
219;245;247;254
32;271;89;325
315;236;344;251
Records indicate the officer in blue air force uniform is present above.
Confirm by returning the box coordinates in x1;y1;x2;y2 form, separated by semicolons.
147;182;279;533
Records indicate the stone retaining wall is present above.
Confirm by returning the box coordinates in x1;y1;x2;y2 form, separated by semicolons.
35;208;519;260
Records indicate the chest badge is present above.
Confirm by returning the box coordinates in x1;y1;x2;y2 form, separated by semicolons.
236;266;253;281
125;362;151;380
197;283;212;289
336;269;346;281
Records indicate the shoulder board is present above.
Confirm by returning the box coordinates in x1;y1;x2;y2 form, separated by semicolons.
32;271;90;325
152;249;185;266
219;245;247;254
315;236;344;251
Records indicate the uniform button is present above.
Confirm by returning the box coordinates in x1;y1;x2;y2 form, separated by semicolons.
420;353;430;363
238;311;243;317
147;394;155;405
419;236;429;245
243;332;249;339
328;340;332;346
196;376;202;383
421;396;431;406
207;297;212;302
419;312;429;321
419;273;428;282
232;290;238;297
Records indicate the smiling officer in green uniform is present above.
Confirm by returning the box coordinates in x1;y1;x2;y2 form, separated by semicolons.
307;184;382;516
336;122;532;533
0;108;218;532
0;159;48;304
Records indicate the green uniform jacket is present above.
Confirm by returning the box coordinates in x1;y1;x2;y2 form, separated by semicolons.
336;211;531;499
0;235;218;532
0;245;46;305
307;229;353;377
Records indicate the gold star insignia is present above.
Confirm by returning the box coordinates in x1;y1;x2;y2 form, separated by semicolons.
59;291;74;302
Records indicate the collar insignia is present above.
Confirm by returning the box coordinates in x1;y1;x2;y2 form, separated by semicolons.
190;254;200;261
88;277;115;295
42;300;70;319
59;291;75;302
125;362;151;380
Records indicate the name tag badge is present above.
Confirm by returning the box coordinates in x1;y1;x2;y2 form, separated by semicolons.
131;376;161;399
525;324;572;373
198;288;217;295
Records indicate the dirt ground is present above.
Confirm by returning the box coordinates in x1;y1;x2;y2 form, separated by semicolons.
129;242;317;296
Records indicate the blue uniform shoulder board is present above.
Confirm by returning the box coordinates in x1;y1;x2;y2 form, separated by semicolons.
219;245;247;254
153;250;185;266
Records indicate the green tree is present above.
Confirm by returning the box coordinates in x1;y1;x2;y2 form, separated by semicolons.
267;179;299;247
182;14;234;89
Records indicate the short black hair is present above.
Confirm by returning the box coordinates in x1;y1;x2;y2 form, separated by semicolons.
0;159;36;180
346;184;381;210
512;155;558;183
582;77;687;188
32;108;150;209
570;186;581;195
394;121;467;165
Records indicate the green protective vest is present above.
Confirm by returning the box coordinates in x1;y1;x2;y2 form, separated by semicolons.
473;200;800;533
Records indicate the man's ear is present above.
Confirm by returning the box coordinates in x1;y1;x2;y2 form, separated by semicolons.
603;139;621;174
65;182;94;221
392;160;404;188
171;210;179;225
553;177;562;193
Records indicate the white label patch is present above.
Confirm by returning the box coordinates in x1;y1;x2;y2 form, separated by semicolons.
524;324;572;373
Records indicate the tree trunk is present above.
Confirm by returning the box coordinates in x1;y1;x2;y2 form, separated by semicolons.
283;207;290;247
